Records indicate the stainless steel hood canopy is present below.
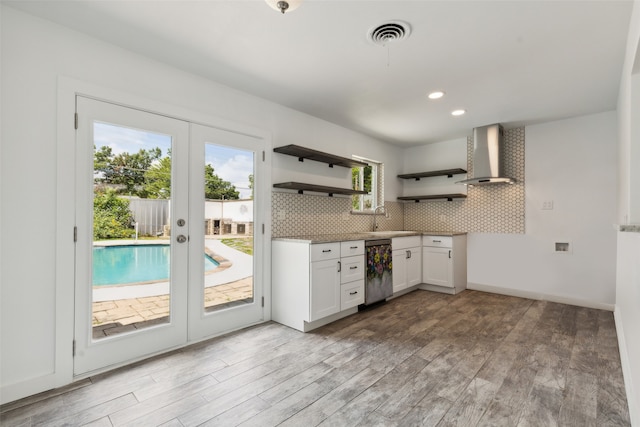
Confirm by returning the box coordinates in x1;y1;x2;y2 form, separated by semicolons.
456;123;515;186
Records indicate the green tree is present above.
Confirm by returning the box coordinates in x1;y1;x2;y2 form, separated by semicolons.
93;189;134;240
204;164;240;200
248;174;254;199
143;156;240;200
94;145;162;196
143;156;172;199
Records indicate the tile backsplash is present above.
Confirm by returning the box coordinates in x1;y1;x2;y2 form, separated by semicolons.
272;127;525;236
271;193;403;237
404;127;525;234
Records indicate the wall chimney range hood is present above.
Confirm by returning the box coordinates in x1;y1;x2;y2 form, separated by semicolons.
456;123;515;186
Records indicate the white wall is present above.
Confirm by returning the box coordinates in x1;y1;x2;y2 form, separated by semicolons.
468;111;618;309
616;0;640;424
401;138;467;197
0;5;399;403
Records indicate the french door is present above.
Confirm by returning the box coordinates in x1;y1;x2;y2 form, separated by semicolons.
74;97;264;375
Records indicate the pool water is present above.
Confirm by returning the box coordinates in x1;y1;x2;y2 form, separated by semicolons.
93;244;219;286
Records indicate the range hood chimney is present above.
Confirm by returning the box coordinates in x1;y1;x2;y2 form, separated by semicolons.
456;123;515;186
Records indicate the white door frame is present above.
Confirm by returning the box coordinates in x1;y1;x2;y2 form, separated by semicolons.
55;77;271;385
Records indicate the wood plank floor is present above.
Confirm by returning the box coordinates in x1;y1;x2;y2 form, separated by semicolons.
1;290;631;426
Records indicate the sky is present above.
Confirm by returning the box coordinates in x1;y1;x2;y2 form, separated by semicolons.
94;122;254;199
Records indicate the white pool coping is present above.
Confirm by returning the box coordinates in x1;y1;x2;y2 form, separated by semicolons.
92;239;253;302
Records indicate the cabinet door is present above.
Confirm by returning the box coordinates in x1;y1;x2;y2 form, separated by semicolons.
422;247;452;288
310;259;341;321
392;248;408;293
406;247;422;287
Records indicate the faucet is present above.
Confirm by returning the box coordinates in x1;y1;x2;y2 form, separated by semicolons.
373;205;385;231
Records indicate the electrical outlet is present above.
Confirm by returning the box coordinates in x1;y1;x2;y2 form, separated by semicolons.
542;200;554;210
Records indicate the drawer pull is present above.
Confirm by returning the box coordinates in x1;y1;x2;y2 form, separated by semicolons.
433;240;441;243
349;291;358;295
322;249;332;253
350;266;358;270
350;246;358;249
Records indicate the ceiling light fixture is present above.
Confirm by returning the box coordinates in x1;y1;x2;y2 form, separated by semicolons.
428;91;445;100
265;0;302;14
451;109;466;116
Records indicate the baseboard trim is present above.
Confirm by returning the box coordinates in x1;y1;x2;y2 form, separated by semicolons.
614;306;639;426
467;282;615;311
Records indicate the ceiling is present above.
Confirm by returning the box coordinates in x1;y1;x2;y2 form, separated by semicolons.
5;0;633;146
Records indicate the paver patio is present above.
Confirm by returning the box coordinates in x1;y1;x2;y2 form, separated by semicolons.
92;277;253;339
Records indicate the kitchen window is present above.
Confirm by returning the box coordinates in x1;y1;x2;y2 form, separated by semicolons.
351;156;383;212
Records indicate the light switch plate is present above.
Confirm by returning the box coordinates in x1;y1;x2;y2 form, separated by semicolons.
542;200;554;210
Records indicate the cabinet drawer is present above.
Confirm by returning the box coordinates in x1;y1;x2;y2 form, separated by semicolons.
341;279;364;310
423;236;452;248
341;240;365;257
311;242;340;261
392;236;421;250
340;255;364;283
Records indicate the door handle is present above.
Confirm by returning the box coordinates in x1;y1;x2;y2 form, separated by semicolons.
177;235;187;243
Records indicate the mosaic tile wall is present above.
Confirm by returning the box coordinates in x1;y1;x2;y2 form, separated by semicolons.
404;127;526;233
271;127;525;236
271;193;404;237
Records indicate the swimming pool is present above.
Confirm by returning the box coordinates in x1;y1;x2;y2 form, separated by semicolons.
92;244;219;286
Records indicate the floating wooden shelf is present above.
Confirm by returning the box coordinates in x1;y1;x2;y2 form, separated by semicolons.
273;145;369;168
397;194;468;202
397;168;467;181
274;182;369;197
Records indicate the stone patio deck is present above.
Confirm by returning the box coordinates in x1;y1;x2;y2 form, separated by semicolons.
92;277;253;339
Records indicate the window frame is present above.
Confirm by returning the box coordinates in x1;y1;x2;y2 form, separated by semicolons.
351;156;383;214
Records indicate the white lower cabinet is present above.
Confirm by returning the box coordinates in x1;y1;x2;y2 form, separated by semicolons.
421;234;467;294
272;239;364;332
310;257;341;321
340;253;365;310
392;236;422;294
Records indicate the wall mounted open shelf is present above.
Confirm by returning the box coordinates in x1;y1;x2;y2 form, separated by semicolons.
273;145;369;168
273;182;368;197
397;168;467;180
397;194;468;202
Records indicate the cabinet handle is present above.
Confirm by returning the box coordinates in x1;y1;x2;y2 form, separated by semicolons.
350;266;358;270
350;246;358;249
349;291;358;295
449;250;451;259
337;261;341;272
433;240;441;243
322;249;332;253
406;250;411;259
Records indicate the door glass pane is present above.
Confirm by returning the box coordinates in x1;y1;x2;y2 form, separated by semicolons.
202;143;254;312
92;122;173;339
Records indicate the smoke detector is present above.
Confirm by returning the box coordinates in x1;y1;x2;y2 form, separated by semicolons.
367;21;411;46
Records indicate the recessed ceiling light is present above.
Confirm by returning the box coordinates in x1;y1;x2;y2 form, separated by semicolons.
451;109;466;116
428;91;445;99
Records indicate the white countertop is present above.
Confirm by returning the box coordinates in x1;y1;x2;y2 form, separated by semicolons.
272;231;467;243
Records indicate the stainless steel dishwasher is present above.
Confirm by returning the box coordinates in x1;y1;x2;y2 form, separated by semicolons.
364;239;393;305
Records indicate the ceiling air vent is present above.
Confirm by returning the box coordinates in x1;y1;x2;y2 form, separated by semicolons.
367;21;411;46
